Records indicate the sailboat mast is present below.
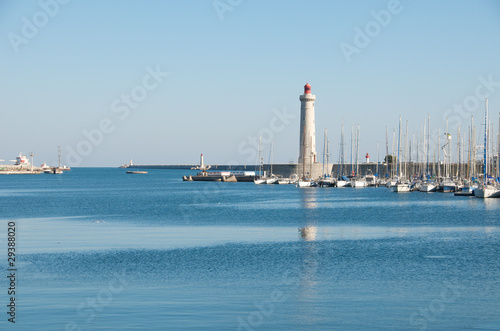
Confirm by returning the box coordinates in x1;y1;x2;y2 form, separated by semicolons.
433;139;436;177
445;117;449;178
473;124;477;179
392;129;396;178
497;112;500;179
340;119;345;176
326;132;330;176
323;129;327;177
438;128;441;179
270;140;273;176
57;146;61;169
356;124;360;176
457;126;461;179
467;121;471;180
385;126;389;178
413;131;416;177
397;116;401;179
484;99;488;184
490;122;494;176
404;120;408;179
421;119;425;176
350;125;353;176
427;114;430;176
302;125;306;179
258;136;262;176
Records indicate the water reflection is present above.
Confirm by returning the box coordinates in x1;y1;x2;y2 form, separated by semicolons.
483;198;500;209
295;188;321;324
295;234;320;325
299;187;318;209
299;226;317;241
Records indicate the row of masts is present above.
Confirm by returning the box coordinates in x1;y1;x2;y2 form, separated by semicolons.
333;100;499;183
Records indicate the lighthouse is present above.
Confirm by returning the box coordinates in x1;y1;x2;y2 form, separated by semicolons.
298;83;317;169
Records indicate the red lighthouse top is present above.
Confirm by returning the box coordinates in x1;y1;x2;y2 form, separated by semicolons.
304;83;311;94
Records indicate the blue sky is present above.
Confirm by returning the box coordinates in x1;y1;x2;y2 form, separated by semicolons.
1;0;499;166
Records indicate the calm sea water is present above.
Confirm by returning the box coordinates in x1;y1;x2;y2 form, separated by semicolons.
1;168;499;330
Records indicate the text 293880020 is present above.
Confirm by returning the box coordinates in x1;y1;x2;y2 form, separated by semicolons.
7;221;16;324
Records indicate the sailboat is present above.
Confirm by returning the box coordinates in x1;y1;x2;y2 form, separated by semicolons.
350;124;367;188
393;116;411;193
336;120;350;187
265;141;278;184
319;129;335;187
419;115;436;192
254;136;266;184
474;99;500;198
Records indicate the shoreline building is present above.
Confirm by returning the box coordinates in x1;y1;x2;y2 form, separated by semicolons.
298;83;319;177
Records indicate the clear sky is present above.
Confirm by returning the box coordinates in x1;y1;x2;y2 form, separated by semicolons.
1;0;499;167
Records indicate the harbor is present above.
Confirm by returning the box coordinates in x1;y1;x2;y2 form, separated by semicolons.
0;149;70;175
120;84;500;198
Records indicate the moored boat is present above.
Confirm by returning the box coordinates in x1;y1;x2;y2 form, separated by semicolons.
393;182;411;193
418;182;437;192
474;184;500;198
297;179;317;187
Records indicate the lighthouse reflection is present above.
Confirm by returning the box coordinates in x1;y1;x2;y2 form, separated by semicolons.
299;226;317;241
298;188;319;241
294;187;321;325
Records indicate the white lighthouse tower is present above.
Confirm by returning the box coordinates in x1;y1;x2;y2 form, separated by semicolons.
298;83;317;171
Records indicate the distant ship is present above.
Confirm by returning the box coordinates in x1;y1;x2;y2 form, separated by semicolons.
13;153;30;165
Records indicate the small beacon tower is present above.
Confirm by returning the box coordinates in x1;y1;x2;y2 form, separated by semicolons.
298;83;317;167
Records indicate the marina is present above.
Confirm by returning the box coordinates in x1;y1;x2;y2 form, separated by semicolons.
174;90;500;198
134;84;500;199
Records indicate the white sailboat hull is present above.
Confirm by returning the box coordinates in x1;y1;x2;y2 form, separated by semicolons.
386;180;397;188
336;180;350;188
265;177;278;184
393;184;411;193
351;180;366;188
418;184;436;192
474;186;500;198
297;180;317;187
